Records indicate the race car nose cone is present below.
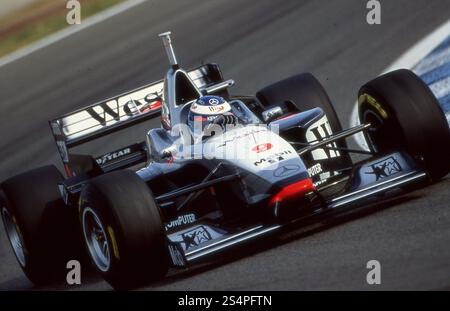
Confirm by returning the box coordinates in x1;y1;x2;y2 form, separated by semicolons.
269;178;316;207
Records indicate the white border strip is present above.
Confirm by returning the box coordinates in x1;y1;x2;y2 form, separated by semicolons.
350;19;450;150
0;0;148;68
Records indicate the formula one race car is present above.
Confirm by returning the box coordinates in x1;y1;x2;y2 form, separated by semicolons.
1;32;449;290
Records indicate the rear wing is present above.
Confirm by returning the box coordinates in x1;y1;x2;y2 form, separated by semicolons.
49;63;228;175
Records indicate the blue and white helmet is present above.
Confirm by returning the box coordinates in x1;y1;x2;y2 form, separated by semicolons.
187;95;233;132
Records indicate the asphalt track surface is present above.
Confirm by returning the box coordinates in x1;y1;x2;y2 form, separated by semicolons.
0;0;450;290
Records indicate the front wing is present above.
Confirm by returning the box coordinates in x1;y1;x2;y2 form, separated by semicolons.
164;151;427;267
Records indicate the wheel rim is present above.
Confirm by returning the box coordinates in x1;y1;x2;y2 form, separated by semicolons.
1;208;27;267
363;109;384;152
82;207;111;272
363;107;403;154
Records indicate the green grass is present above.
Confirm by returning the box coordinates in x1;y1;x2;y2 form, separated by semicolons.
0;0;125;58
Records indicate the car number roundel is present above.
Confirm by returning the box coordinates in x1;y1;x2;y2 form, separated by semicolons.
252;143;273;153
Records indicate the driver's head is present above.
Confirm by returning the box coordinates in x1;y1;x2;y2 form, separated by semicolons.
188;96;236;133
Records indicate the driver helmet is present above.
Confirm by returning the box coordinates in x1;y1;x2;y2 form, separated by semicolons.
187;95;234;133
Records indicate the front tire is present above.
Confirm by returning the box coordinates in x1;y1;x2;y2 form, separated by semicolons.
359;69;450;181
1;166;82;285
79;170;169;290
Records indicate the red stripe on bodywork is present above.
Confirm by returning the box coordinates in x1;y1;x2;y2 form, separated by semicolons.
269;178;316;206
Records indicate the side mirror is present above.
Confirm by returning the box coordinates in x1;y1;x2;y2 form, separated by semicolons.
262;106;284;123
160;145;178;159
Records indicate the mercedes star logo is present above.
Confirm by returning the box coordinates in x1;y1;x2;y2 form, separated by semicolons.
273;165;301;177
209;98;220;105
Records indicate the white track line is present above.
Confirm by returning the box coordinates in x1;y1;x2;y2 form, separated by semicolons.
350;19;450;150
0;0;148;68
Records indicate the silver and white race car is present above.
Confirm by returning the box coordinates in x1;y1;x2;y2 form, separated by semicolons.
1;32;449;289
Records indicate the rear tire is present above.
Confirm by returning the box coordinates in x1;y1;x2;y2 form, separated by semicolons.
1;166;82;285
257;73;344;134
79;170;169;290
359;69;450;181
257;73;353;175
